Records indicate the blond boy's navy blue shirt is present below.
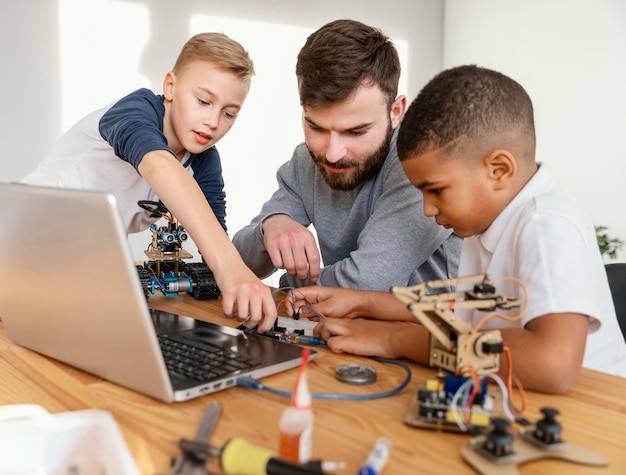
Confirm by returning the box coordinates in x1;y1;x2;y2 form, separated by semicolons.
22;88;227;234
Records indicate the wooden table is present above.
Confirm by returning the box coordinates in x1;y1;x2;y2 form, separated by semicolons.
1;293;625;474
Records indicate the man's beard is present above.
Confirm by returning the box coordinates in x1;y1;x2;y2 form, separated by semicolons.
308;123;394;191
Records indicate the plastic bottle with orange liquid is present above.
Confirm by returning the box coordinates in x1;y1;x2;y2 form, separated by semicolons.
278;347;314;464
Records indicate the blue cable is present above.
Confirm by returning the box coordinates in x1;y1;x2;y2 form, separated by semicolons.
237;356;412;400
260;270;411;399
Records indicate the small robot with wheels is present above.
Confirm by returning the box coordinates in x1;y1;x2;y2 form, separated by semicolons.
135;200;220;301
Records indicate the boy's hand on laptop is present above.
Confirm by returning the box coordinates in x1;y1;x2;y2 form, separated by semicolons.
217;268;277;333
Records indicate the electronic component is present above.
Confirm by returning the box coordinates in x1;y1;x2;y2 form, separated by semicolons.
461;408;609;474
521;407;561;446
274;316;318;337
405;375;495;433
393;274;520;433
134;201;220;301
471;418;515;460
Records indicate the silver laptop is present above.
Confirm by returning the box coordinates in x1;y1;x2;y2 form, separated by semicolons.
0;183;312;402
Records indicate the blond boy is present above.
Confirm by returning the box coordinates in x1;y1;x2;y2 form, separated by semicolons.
22;33;276;331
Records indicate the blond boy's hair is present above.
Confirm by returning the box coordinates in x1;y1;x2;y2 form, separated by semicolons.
173;32;255;82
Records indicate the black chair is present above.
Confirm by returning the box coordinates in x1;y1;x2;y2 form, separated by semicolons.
605;263;626;342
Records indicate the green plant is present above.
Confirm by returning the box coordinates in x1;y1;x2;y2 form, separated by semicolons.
595;225;624;260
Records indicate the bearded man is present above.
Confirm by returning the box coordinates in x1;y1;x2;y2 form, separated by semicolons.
233;19;461;290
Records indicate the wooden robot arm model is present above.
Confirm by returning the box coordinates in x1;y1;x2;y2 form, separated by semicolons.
391;274;521;376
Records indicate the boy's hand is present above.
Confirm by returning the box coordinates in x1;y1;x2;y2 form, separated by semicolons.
287;286;364;319
216;266;277;333
313;318;406;358
262;214;321;283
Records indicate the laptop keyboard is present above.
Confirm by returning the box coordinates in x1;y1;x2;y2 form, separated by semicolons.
157;333;262;381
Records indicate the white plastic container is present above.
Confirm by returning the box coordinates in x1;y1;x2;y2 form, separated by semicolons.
0;404;140;475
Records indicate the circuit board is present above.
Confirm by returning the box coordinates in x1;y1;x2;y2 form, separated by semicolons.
405;375;503;434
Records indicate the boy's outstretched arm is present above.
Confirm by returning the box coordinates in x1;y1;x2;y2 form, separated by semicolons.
293;287;589;394
138;150;277;332
313;312;588;394
498;312;589;394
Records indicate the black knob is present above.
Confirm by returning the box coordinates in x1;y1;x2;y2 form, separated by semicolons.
474;283;496;297
484;418;514;457
534;407;562;444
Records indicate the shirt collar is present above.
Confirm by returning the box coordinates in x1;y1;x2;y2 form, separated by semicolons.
477;162;558;252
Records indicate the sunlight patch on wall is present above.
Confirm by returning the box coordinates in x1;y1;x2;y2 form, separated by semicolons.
189;14;308;146
189;15;310;234
395;41;409;98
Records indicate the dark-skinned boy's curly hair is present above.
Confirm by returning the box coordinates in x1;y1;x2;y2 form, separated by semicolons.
397;65;536;163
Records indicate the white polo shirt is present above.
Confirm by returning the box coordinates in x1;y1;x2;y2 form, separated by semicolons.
458;163;626;377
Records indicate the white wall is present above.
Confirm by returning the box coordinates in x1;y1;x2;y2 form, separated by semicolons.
2;0;624;263
443;0;626;261
0;0;443;263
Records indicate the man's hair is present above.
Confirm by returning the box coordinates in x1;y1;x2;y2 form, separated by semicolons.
397;65;536;162
173;32;255;82
296;19;400;108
